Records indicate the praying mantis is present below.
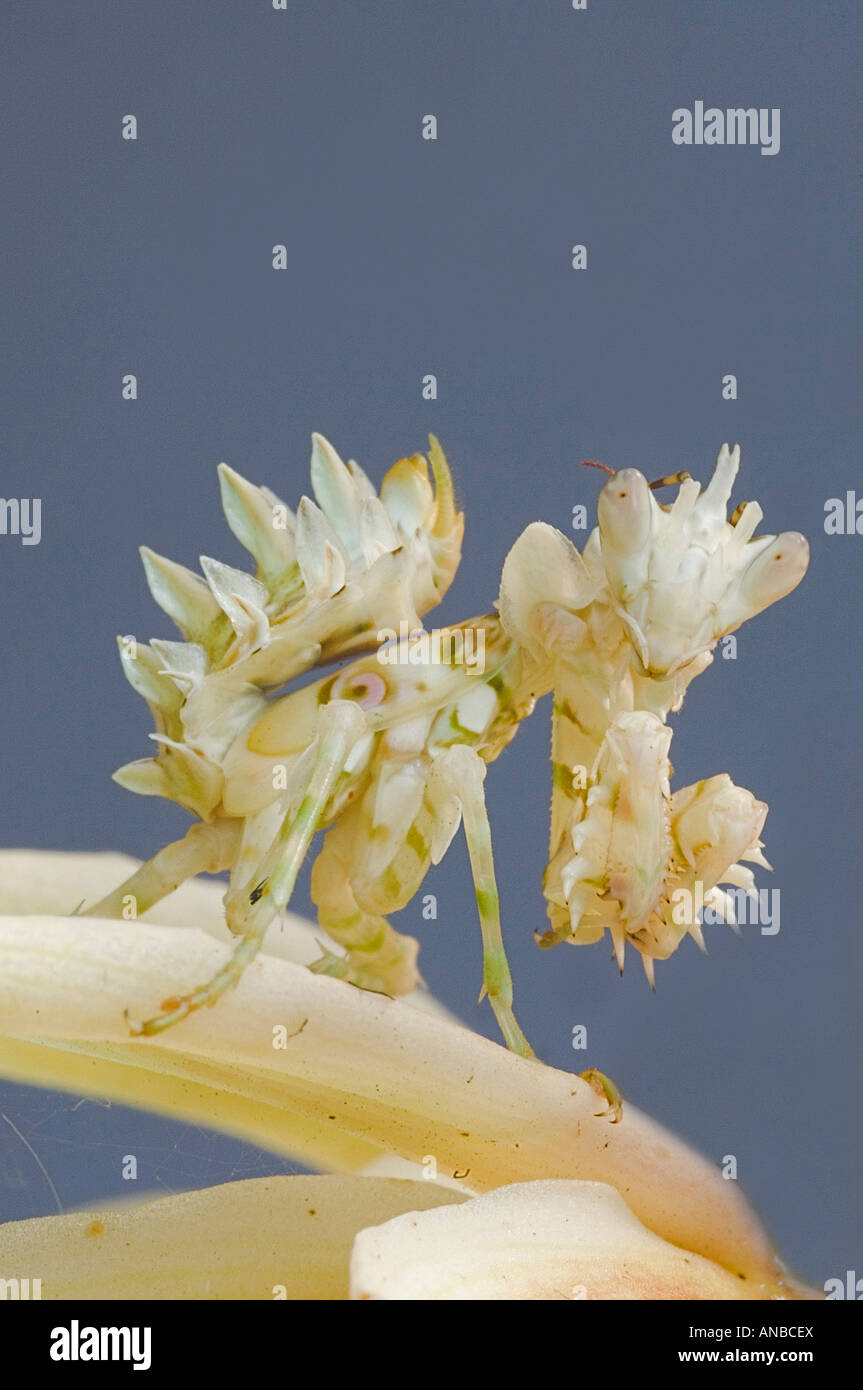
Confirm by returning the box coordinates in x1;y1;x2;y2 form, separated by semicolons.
81;433;808;1057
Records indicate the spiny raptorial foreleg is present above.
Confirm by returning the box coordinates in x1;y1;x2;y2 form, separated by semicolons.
127;700;367;1034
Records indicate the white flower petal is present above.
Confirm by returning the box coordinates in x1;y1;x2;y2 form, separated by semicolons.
0;1175;466;1300
0;849;451;1018
350;1179;788;1300
0;850;803;1292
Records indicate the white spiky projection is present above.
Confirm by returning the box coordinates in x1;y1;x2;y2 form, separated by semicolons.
84;437;808;1055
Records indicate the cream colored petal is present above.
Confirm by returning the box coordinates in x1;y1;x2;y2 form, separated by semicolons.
356;1154;476;1194
0;849;451;1021
0;1033;385;1174
0;849;258;935
0;910;804;1294
0;1176;466;1301
350;1179;778;1301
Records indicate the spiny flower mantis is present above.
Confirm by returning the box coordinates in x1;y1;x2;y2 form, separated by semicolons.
81;435;808;1056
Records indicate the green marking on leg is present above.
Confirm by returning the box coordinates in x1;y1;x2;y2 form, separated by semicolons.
475;885;500;921
406;824;428;859
482;945;512;1003
439;747;535;1059
552;761;579;795
381;863;402;901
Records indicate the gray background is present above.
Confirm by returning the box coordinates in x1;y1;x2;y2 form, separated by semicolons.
1;0;860;1288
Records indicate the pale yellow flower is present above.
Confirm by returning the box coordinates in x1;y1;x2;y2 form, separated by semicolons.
0;851;815;1301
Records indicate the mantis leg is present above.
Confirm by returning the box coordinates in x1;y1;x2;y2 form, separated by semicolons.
80;820;241;921
309;805;422;996
130;699;367;1035
430;746;534;1059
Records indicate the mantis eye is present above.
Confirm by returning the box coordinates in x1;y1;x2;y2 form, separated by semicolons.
331;669;387;709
